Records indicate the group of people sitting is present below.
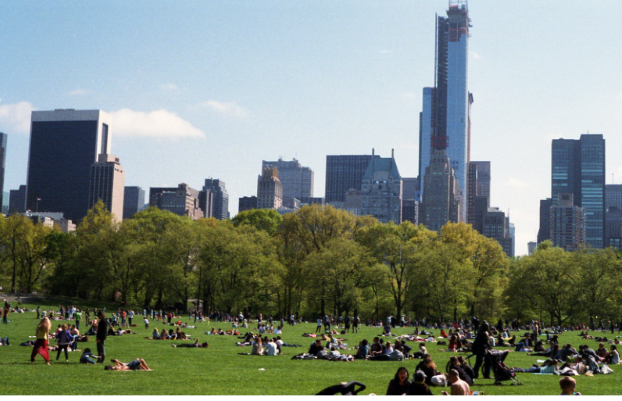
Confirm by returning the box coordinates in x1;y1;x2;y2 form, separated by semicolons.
206;327;239;336
386;366;470;396
146;327;190;340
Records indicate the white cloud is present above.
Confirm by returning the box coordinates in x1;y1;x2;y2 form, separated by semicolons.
0;101;34;133
507;177;529;189
470;51;481;60
160;83;179;91
202;100;247;118
402;92;417;101
68;88;88;96
109;108;204;139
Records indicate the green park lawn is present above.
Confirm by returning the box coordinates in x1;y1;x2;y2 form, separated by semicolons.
1;300;622;395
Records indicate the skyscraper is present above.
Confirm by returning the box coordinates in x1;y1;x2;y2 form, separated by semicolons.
550;193;586;251
420;149;461;232
8;185;27;215
257;167;283;210
325;155;379;204
262;158;314;205
537;198;553;244
88;154;125;220
200;179;229;220
0;133;6;209
123;186;145;220
26;109;111;222
551;134;605;248
418;1;472;220
360;150;402;224
467;161;490;229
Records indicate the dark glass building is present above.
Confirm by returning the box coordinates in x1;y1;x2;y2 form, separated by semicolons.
537;198;553;244
325;155;379;203
551;134;605;248
26;110;110;223
123;186;145;220
8;185;27;215
238;196;258;212
0;133;6;209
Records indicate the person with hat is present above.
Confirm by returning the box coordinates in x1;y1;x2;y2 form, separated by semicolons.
407;371;433;395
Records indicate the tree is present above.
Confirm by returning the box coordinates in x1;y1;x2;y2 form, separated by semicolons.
232;209;282;236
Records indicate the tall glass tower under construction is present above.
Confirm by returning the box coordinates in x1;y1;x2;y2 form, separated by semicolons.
418;0;471;223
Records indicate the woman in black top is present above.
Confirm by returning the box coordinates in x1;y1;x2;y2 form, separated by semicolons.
415;355;439;385
458;356;475;382
386;367;410;395
446;356;473;386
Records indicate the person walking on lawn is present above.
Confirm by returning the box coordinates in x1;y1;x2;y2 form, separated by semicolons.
31;317;52;365
96;311;108;364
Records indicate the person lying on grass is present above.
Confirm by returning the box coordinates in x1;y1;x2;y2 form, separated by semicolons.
512;358;559;374
105;358;151;371
172;339;209;348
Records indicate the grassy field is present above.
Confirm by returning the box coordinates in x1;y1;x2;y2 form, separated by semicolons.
1;300;622;395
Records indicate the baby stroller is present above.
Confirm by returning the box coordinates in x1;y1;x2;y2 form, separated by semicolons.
487;350;522;386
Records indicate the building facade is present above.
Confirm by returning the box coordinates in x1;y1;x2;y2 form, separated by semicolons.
325;155;379;204
123;186;145;220
257;167;283;210
550;193;586;251
467;161;490;230
238;196;258;212
88;154;125;221
360;151;402;224
482;207;513;257
200;179;229;220
262;158;313;205
420;149;461;232
551;134;605;248
26;109;112;223
149;183;204;220
9;185;27;215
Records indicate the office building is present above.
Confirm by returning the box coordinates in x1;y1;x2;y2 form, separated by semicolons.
551;134;605;248
537;198;553;244
467;161;490;230
300;197;325;206
123;186;145;220
360;150;402;224
238;196;258;213
402;199;419;225
0;133;6;209
420;149;461;232
8;185;27;215
527;241;537;255
262;158;313;205
550;193;586;251
88;154;125;221
482;207;513;257
26;109;112;223
418;1;472;220
606;185;622;210
200;179;229;220
257;167;283;210
325;155;379;203
149;183;204;220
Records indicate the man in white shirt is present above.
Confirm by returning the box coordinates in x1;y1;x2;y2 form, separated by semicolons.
265;339;278;356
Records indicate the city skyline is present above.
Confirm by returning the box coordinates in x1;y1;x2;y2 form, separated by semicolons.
1;1;622;255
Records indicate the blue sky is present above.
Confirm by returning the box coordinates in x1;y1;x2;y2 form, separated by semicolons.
1;1;621;255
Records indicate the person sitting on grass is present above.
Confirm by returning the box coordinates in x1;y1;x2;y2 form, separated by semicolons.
251;336;264;355
448;334;459;351
386;366;410;395
265;338;278;356
457;356;475;383
528;343;559;358
105;358;152;371
172;339;209;348
605;345;620;364
80;348;101;364
559;377;581;395
407;370;433;395
415;355;439;386
445;356;473;386
441;369;470;396
507;335;517;346
354;339;369;360
555;343;578;362
309;339;324;356
596;342;609;359
412;343;428;359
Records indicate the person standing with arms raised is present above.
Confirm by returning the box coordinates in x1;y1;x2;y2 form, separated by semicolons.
96;311;108;363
